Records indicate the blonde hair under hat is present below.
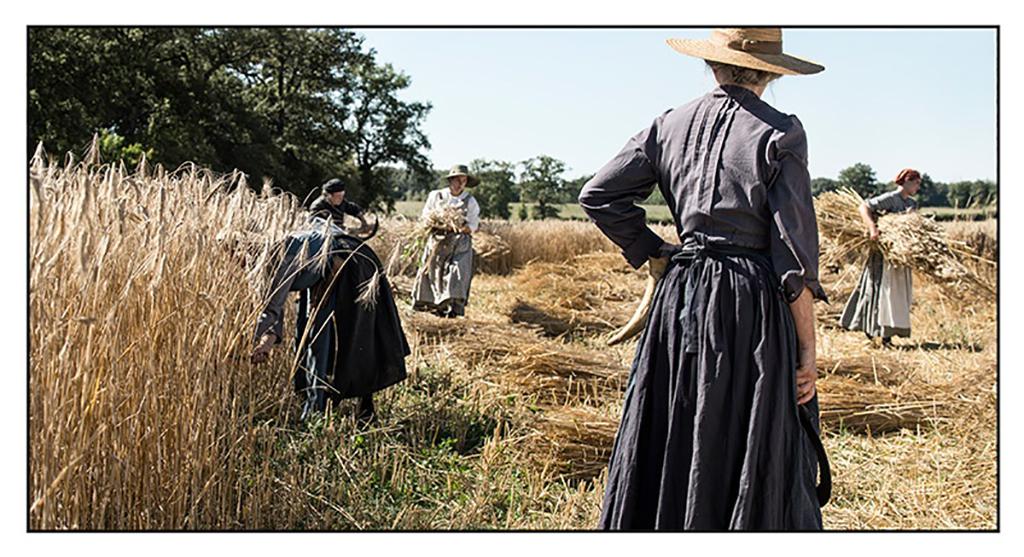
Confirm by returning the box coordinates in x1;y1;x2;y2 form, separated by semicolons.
666;28;824;76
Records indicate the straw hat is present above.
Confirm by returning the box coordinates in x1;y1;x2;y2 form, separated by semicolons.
445;164;480;188
666;28;824;76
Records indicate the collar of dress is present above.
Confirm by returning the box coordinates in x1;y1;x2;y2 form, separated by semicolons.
442;189;470;201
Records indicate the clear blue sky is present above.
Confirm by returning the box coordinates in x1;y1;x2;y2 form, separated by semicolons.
358;28;996;184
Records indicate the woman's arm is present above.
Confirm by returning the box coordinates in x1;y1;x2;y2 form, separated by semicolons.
858;202;879;240
577;114;667;269
789;287;818;405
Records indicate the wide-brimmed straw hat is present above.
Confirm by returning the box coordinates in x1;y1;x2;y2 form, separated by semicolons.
445;164;480;188
666;28;824;76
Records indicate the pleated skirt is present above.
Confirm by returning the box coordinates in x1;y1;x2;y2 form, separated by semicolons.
599;250;824;530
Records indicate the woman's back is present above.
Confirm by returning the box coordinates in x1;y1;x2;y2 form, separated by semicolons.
580;83;824;302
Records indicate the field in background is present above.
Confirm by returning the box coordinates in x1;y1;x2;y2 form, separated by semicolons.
394;200;675;223
394;200;994;224
30;161;997;530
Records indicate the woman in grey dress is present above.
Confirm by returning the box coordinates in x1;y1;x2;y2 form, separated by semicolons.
412;165;481;318
578;28;830;530
840;169;921;344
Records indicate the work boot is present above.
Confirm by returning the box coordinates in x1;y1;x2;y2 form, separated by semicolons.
355;395;376;426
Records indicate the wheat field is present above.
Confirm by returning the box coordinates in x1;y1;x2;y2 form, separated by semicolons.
29;156;997;530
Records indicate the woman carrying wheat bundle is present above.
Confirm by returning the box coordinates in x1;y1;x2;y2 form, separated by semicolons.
839;169;922;345
579;28;831;530
412;164;482;318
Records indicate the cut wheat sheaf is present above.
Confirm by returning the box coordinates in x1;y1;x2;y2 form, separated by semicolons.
815;188;995;296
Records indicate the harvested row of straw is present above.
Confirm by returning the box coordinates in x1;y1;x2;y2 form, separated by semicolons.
528;404;620;480
451;325;626;405
817;352;908;387
506;252;645;338
817;375;949;435
815;188;994;295
404;310;626;405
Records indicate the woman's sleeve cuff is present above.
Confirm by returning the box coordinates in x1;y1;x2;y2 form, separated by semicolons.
783;275;830;304
623;228;665;269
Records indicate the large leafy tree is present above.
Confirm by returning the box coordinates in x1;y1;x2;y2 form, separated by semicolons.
28;27;432;209
469;159;517;219
345;60;432;211
837;163;881;199
518;155;568;220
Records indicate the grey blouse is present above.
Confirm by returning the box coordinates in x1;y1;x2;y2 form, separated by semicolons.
578;84;827;303
866;189;917;217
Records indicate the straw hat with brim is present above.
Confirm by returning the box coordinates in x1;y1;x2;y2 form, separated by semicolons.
666;28;824;76
445;165;480;188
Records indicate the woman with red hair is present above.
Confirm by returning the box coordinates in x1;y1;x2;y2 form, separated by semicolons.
839;168;922;345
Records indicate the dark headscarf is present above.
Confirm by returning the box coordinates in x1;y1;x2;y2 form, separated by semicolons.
322;178;346;194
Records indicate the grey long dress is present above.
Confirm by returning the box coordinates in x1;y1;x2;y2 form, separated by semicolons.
412;189;481;316
839;190;917;339
579;84;830;530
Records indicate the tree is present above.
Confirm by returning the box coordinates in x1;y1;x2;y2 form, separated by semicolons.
98;129;153;169
28;28;434;210
346;60;432;211
562;174;595;205
470;159;517;219
519;155;568;220
915;173;948;207
970;180;997;207
837;163;881;198
811;177;838;196
517;204;529;222
229;28;369;193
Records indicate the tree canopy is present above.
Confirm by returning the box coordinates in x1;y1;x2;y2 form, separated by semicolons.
28;27;431;209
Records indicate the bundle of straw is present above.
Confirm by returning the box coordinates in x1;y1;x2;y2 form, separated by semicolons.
437;322;626;404
530;405;619;480
815;188;873;268
472;231;513;275
817;375;948;434
424;204;466;234
505;252;644;337
815;188;994;295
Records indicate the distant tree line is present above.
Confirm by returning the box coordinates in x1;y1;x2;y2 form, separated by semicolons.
387;155;595;220
29;27;432;211
810;162;997;208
